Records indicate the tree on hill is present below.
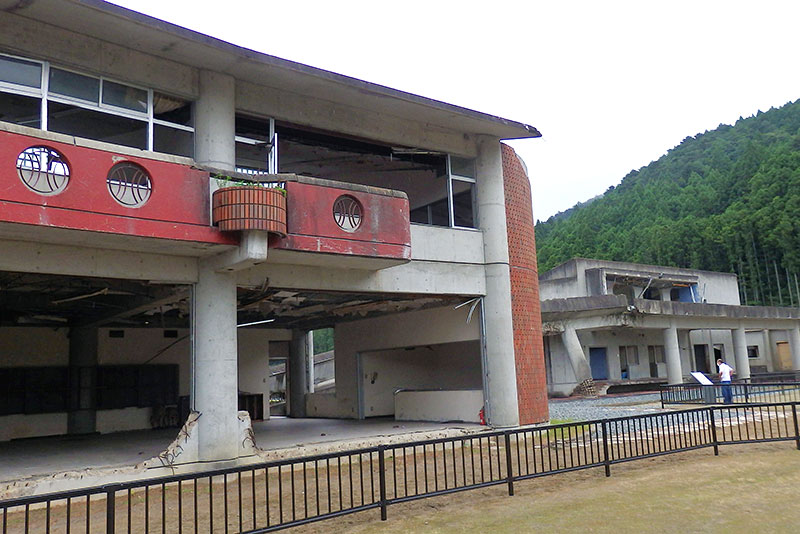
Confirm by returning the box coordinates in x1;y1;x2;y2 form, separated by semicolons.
535;99;800;306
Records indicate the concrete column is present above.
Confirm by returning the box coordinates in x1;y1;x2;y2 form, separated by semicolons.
307;331;316;394
67;327;98;435
790;325;800;371
289;330;310;418
476;136;519;428
663;325;682;385
561;327;592;383
195;70;236;170
678;329;692;372
193;260;239;461
732;325;750;379
659;287;671;301
761;329;775;371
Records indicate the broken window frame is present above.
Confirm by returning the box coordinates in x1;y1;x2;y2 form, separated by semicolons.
447;155;477;229
234;114;278;175
0;51;194;156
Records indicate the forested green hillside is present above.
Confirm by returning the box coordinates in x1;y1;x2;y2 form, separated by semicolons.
535;99;800;306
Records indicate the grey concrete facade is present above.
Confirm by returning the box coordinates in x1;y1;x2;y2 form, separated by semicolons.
0;0;544;481
541;259;800;396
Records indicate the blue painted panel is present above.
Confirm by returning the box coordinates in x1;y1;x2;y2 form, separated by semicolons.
589;347;608;380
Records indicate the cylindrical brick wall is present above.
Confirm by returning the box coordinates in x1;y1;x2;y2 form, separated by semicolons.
212;186;287;236
501;144;549;425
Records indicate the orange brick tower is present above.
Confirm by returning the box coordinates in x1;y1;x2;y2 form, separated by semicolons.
501;144;549;424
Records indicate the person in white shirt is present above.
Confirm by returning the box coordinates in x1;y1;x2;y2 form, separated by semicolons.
717;359;734;404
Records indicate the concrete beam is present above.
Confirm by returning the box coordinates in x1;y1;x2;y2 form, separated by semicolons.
238;260;486;296
0;239;199;283
237;81;477;158
207;231;269;273
0;11;197;98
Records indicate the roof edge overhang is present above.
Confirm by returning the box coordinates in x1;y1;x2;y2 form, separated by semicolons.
6;0;541;141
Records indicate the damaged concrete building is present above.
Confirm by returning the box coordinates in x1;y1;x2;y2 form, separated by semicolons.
0;0;548;471
540;258;800;396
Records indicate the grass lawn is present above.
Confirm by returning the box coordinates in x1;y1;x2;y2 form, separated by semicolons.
293;441;800;533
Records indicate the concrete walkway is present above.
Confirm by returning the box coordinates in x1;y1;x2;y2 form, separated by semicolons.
0;417;485;486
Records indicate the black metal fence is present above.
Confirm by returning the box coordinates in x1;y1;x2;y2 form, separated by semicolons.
661;382;800;406
2;402;799;533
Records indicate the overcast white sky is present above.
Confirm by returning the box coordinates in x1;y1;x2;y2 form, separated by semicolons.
112;0;800;222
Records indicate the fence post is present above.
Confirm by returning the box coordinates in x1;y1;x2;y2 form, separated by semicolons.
660;388;665;409
792;404;800;451
601;420;611;477
105;485;118;534
709;408;719;456
504;431;514;496
378;446;388;521
744;384;750;404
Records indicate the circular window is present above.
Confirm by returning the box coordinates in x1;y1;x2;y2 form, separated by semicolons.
333;195;362;232
16;146;70;195
107;162;152;207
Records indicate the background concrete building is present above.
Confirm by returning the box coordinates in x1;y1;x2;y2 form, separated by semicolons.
540;258;800;396
0;0;548;468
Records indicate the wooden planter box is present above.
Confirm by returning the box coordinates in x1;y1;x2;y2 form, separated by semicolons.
212;186;287;236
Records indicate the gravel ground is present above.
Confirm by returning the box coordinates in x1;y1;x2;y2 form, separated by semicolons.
548;392;665;422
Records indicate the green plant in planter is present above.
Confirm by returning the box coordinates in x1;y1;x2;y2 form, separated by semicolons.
212;173;286;196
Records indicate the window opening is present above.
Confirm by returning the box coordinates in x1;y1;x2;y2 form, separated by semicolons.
274;123;464;227
49;67;99;103
107;162;152;207
0;52;194;158
16;146;70;195
102;80;147;113
647;345;664;377
642;287;661;300
0;55;41;88
619;345;639;379
0;91;41;128
48;101;148;149
235;113;277;174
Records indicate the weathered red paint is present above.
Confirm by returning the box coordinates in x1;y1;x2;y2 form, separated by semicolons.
0;130;412;261
0;130;236;245
273;181;411;260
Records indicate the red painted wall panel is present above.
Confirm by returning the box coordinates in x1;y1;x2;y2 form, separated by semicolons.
273;181;411;260
0;130;412;260
0;130;236;245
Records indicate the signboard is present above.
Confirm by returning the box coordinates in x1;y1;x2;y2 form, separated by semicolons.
690;371;713;386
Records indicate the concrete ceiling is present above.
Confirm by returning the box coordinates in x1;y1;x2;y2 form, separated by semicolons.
0;270;463;330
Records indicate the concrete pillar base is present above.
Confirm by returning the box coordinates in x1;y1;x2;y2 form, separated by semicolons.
144;410;258;468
